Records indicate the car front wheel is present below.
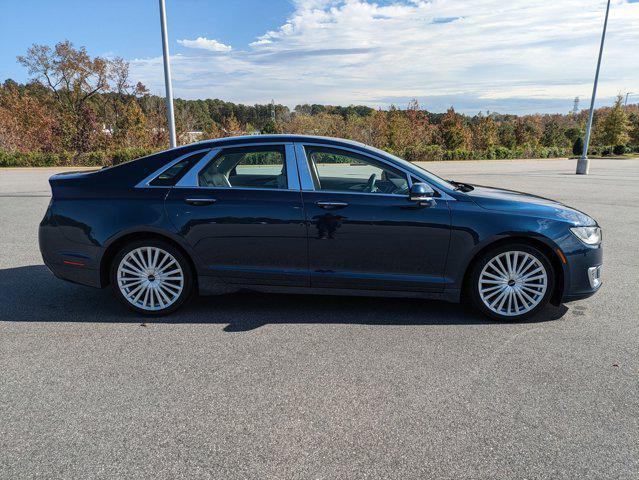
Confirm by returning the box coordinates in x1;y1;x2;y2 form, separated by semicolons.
110;239;193;315
470;244;555;321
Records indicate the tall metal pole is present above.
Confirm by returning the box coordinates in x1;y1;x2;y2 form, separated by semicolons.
159;0;177;148
576;0;611;175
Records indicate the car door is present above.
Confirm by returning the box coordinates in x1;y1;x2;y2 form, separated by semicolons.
165;143;308;287
296;143;451;292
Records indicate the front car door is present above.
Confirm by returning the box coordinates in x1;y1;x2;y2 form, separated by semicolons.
165;143;308;287
296;143;452;292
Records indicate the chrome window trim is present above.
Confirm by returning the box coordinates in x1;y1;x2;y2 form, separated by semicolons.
172;186;303;193
294;143;315;191
296;189;417;199
285;144;301;191
175;142;299;191
175;148;221;187
135;148;212;189
294;142;455;201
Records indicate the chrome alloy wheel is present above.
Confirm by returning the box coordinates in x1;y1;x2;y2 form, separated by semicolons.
478;250;548;317
116;246;184;311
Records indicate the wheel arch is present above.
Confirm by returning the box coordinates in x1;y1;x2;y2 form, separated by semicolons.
460;235;565;306
99;230;198;288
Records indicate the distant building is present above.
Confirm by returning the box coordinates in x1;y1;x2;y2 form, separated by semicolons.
179;131;204;143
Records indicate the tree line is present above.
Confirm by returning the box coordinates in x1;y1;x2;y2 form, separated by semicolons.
1;41;638;167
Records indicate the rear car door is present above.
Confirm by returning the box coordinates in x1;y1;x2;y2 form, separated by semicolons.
296;143;451;292
165;143;308;287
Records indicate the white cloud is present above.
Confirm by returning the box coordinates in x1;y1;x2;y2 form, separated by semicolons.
249;38;272;47
132;0;639;113
177;37;232;52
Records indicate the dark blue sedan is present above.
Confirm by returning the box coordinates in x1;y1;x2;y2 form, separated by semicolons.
39;135;603;320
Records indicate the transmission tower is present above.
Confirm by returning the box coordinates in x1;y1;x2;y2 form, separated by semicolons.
572;97;580;115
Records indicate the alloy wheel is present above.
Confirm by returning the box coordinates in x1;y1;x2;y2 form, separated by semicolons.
116;246;184;311
478;250;548;317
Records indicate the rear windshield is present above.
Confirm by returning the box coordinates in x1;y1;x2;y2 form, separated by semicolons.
149;150;209;186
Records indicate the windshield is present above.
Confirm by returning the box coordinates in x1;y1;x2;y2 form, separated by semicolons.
365;145;457;191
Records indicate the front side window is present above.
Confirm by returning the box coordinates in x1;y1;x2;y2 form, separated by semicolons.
198;146;287;190
305;146;409;195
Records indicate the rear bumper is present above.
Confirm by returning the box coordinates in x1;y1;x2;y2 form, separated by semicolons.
39;223;103;288
43;259;102;288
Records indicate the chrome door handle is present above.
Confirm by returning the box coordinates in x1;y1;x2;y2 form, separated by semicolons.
315;201;349;209
185;198;217;206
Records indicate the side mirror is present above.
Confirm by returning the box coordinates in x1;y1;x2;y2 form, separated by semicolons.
409;182;435;202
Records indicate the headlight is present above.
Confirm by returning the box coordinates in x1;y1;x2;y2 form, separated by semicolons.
570;226;601;246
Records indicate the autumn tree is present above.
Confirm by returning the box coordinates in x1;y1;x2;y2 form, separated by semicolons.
17;41;105;150
407;100;433;145
261;118;278;134
628;112;639;146
471;113;498;150
114;98;147;147
0;81;59;152
6;39;630;164
596;95;630;146
284;113;315;135
175;102;201;144
366;110;390;150
341;114;374;145
221;113;243;137
541;119;569;148
138;95;169;148
107;57;148;148
387;106;413;155
498;122;517;149
202;121;224;140
17;41;145;152
439;107;470;150
515;115;543;147
284;112;344;138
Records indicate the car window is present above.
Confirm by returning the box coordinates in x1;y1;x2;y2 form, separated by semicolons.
198;146;287;190
304;146;409;195
363;145;456;191
149;150;209;186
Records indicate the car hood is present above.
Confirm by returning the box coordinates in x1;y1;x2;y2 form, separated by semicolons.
463;184;596;225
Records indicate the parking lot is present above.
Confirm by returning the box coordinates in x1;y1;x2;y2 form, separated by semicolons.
1;158;638;479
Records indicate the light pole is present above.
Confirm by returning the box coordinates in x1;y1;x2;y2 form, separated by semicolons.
625;92;634;106
577;0;611;175
159;0;177;148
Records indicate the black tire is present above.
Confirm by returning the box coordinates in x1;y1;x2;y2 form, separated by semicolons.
110;239;194;316
469;243;555;321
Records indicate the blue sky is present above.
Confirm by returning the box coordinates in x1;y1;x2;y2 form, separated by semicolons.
0;0;294;78
1;0;638;114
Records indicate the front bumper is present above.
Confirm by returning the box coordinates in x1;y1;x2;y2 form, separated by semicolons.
588;265;603;290
561;240;603;303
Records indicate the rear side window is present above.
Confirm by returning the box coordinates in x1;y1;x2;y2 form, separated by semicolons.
149;150;209;186
198;145;287;190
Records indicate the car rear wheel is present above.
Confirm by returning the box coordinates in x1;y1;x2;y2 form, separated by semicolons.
110;239;193;315
470;244;554;321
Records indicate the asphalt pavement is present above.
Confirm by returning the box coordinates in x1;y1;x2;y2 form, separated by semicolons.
1;158;638;479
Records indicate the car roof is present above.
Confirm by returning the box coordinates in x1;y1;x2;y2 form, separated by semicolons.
195;134;369;150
